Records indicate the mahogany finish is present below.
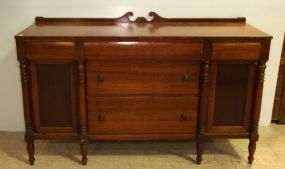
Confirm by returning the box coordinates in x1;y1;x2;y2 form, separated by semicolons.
212;42;261;60
30;62;77;133
87;61;200;96
88;97;198;134
15;12;272;165
84;41;203;59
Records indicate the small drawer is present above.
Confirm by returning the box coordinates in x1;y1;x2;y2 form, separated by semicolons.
84;41;203;60
87;60;200;96
26;40;75;59
212;42;261;60
88;97;198;134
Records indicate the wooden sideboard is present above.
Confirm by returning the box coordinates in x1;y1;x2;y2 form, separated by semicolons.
272;34;285;124
15;12;272;165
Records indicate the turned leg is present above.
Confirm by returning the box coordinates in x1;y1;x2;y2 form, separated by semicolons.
196;136;204;164
80;138;88;165
20;61;35;165
247;60;265;164
248;134;258;164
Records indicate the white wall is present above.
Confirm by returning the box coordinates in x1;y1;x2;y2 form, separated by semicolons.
0;0;284;131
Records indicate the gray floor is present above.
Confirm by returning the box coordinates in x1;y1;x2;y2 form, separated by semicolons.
0;125;284;169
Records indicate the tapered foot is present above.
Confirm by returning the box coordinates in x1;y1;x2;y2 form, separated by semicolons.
81;157;87;165
27;140;35;165
196;155;202;165
80;138;88;165
196;136;204;165
29;157;35;165
248;141;256;164
248;134;258;164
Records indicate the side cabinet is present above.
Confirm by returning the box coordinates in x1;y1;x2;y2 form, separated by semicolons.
24;40;78;135
206;42;261;135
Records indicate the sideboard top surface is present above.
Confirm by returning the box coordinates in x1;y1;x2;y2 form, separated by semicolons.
15;12;272;39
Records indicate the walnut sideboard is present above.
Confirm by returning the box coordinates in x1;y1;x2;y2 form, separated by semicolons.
15;12;272;165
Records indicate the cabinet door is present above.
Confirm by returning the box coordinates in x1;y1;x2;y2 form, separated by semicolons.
207;63;256;133
30;61;77;133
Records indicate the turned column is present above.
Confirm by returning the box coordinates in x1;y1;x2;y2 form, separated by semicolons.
248;60;266;164
196;40;211;164
78;60;88;165
196;60;210;164
20;60;35;165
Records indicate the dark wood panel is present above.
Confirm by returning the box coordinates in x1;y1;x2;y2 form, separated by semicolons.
212;42;261;60
84;41;203;60
275;68;285;98
272;68;285;120
214;64;248;126
88;97;198;134
279;86;285;123
87;61;200;96
26;40;75;59
272;34;285;123
207;63;255;133
31;62;77;133
272;100;282;121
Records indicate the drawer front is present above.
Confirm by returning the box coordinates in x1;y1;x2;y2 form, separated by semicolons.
88;97;198;134
26;40;75;59
84;41;203;60
212;42;261;60
87;61;200;96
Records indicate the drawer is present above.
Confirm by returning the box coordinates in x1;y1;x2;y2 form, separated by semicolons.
87;61;200;96
212;42;261;60
84;41;203;60
26;40;75;59
88;97;198;134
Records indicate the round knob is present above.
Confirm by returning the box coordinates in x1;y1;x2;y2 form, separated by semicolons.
180;113;188;121
182;73;190;82
97;73;104;82
98;112;105;121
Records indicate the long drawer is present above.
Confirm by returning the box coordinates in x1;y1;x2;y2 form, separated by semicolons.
88;97;198;134
84;41;203;60
87;60;200;96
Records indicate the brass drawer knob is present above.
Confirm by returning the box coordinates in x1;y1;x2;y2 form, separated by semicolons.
97;73;104;82
180;113;188;121
182;73;190;82
98;112;105;121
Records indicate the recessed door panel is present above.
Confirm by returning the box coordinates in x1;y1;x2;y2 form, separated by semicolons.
31;61;77;133
207;63;256;133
